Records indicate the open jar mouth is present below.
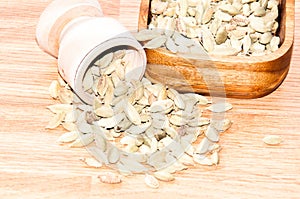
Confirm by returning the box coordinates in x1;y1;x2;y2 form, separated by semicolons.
73;37;147;104
55;16;147;104
36;0;147;105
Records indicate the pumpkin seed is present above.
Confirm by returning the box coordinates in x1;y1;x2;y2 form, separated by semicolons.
46;112;65;129
124;100;142;125
120;157;147;173
205;125;220;142
47;104;73;114
215;26;228;45
69;133;94;148
107;147;120;164
193;154;213;166
80;157;102;168
179;0;189;17
96;113;125;128
219;4;240;16
97;75;109;97
211;119;232;132
210;151;219;165
57;131;79;143
201;26;215;52
126;122;151;135
144;174;159;189
150;99;174;113
195;137;210;154
49;80;60;99
243;34;252;53
166;37;178;53
154;171;175;182
47;47;236;186
134;29;162;42
98;172;122;184
95;53;113;69
147;0;280;56
263;135;282;145
166;161;188;173
82;69;93;91
95;133;107;152
206;102;233;112
88;146;109;165
114;82;129;97
116;162;132;176
94;105;114;118
270;36;280;52
143;36;167;49
62;122;77;131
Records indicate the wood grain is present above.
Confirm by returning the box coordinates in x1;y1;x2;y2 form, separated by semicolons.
139;0;294;98
0;0;299;198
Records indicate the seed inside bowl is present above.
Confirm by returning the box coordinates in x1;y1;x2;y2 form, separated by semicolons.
140;0;280;56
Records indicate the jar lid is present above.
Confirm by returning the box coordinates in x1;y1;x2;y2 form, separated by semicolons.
36;0;103;58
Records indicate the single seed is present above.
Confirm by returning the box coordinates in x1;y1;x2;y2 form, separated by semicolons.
263;135;282;145
57;131;78;143
144;174;159;189
154;171;175;182
80;157;102;168
98;172;122;184
49;80;60;99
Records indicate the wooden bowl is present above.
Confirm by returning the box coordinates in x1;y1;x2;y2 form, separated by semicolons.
138;0;294;98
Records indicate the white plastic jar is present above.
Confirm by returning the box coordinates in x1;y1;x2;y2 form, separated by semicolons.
36;0;147;104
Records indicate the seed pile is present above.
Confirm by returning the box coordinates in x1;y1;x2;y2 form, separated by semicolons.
141;0;280;56
47;49;233;188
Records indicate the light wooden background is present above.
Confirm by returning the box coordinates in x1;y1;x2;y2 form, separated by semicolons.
0;1;299;198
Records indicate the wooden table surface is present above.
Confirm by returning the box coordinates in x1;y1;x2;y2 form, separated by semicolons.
0;1;299;198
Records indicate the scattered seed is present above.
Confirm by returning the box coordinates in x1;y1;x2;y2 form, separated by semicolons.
107;147;120;164
47;104;73;114
46;112;65;129
95;133;107;152
69;133;94;148
145;174;159;189
49;80;60;99
62;122;77;131
98;172;122;184
193;154;213;166
58;88;73;104
47;47;236;188
57;131;78;143
154;171;175;182
206;102;233;113
135;29;162;42
211;119;232;132
143;36;167;49
96;113;125;128
263;135;282;145
205;125;219;142
120;157;147;173
210;151;219;165
80;157;103;168
124;100;142;125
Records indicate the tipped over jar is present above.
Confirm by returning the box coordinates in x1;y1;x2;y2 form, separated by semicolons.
36;0;147;104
